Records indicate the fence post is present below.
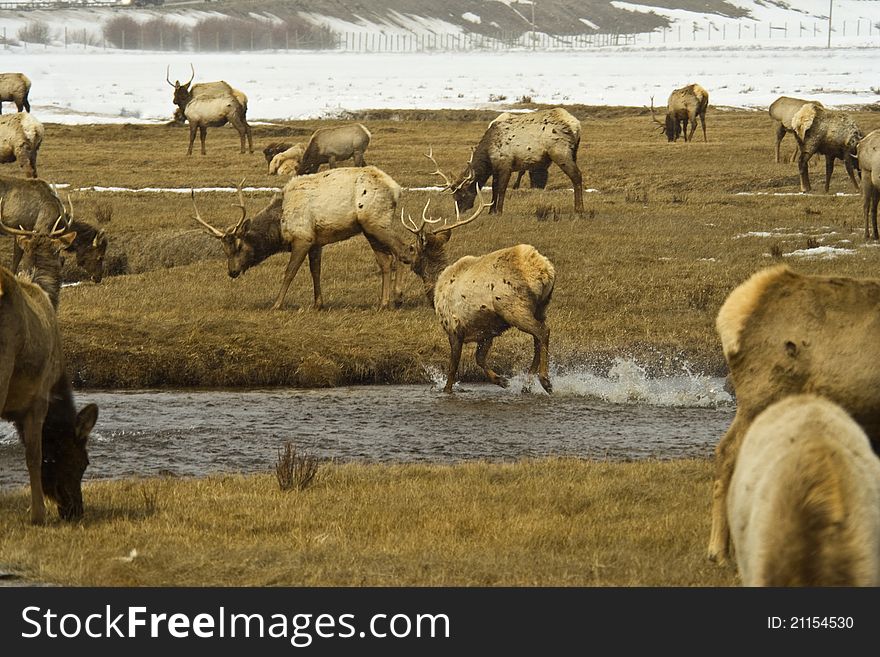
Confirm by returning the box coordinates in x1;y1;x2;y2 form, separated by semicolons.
159;30;163;51
64;26;67;48
121;30;125;50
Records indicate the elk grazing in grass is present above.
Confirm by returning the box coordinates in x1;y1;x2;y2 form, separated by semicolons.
489;112;549;190
790;103;861;193
858;129;880;240
708;265;880;565
0;73;31;114
263;141;293;172
166;64;253;155
268;123;372;176
650;83;709;142
401;185;555;393
769;96;823;163
192;168;410;310
0;209;98;523
0;112;42;178
0;176;107;282
439;108;583;215
728;394;880;586
268;144;305;176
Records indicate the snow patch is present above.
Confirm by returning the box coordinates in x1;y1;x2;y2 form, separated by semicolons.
462;13;481;25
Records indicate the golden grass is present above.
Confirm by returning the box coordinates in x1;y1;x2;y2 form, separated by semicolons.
0;458;739;586
2;108;879;387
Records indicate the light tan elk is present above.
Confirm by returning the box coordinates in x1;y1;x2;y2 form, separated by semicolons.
489;112;549;190
166;64;252;155
263;141;293;172
193;168;409;310
268;144;305;176
401;186;555;393
650;83;708;142
858;129;880;240
0;112;42;178
0;209;98;523
440;107;583;215
0;73;31;114
708;265;880;564
769;96;823;163
0;175;107;282
293;123;372;175
790;103;861;193
728;395;880;586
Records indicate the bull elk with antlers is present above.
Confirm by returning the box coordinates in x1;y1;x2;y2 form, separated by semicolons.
650;83;708;142
166;64;253;156
0;207;98;523
401;184;555;393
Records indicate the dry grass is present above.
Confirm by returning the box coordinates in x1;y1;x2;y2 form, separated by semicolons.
1;108;879;387
0;459;739;586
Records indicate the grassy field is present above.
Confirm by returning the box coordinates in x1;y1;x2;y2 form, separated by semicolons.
0;458;740;586
2;106;880;389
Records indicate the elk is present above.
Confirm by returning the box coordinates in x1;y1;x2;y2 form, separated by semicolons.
0;175;107;282
0;209;98;523
294;123;372;175
769;96;823;163
441;108;583;215
790;103;861;193
166;64;253;155
268;144;305;176
192;168;410;310
708;265;880;565
728;395;880;586
0;112;42;178
489;112;549;190
0;72;31;114
263;141;293;172
858;129;880;240
650;83;708;142
401;185;555;393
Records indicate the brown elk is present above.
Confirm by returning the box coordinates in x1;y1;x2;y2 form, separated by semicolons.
401;186;555;393
650;83;708;142
440;108;583;215
489;112;549;190
728;395;880;586
0;209;98;523
166;64;253;155
263;141;293;172
858;129;880;240
708;265;880;564
790;103;861;193
192;169;410;310
0;112;42;178
294;123;372;175
769;96;823;163
0;73;31;114
268;144;305;176
0;176;107;282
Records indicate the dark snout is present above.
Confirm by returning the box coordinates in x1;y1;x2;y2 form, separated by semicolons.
228;269;241;279
51;484;84;521
91;272;103;284
58;496;84;521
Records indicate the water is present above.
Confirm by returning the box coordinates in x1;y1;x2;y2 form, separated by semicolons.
0;361;735;489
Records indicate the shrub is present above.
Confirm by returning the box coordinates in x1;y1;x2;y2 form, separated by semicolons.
17;21;51;45
275;442;320;492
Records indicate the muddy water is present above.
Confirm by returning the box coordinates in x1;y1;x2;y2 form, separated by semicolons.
0;361;735;489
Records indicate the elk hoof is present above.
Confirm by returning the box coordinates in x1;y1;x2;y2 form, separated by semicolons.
539;377;553;394
495;376;509;389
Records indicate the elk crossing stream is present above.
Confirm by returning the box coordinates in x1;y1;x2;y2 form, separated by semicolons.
0;361;735;489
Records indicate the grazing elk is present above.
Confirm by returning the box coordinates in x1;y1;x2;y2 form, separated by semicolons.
858;129;880;240
268;144;305;176
0;73;31;114
790;103;861;193
263;141;293;172
728;395;880;586
294;123;372;175
0;175;107;282
650;83;708;142
192;168;410;310
401;186;555;393
489;112;549;190
166;64;253;155
440;108;583;215
0;210;98;523
769;96;823;163
0;112;42;178
708;265;880;565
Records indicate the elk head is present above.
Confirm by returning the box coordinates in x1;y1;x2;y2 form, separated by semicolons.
50;191;106;283
167;63;196;109
650;96;676;142
191;183;254;279
0;201;76;271
41;401;97;521
425;147;477;211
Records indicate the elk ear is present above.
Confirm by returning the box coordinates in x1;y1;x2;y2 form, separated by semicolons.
14;235;33;250
237;219;251;235
433;230;452;246
57;232;77;249
75;404;99;446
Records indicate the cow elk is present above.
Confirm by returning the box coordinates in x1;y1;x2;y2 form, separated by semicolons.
858;129;880;240
0;73;31;114
294;123;372;175
0;112;42;178
0;208;98;523
166;64;253;155
489;112;549;189
401;186;555;393
790;103;861;193
268;144;305;176
708;265;880;564
0;175;107;282
650;83;708;142
192;168;410;310
769;96;823;163
263;141;293;172
728;395;880;586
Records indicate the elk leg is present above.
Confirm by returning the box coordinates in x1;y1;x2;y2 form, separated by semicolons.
307;246;323;310
444;333;463;394
246;124;253;154
708;412;749;564
530;167;549;189
23;98;30;113
699;113;707;142
353;150;366;167
789;140;800;164
491;169;512;214
271;242;310;310
511;313;551;393
512;171;525;190
688;116;698;142
824;154;835;193
554;157;584;213
199;126;208;156
774;124;786;163
372;250;393;310
797;147;812;192
20;404;48;524
868;184;880;240
844;157;860;191
328;155;337;169
475;338;507;388
187;123;197;156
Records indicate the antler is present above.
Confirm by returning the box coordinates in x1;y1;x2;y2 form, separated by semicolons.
649;96;664;125
185;63;195;87
435;184;491;233
165;64;175;87
0;198;69;238
400;186;489;236
400;198;443;235
231;179;248;233
166;63;195;88
424;147;453;189
190;189;226;238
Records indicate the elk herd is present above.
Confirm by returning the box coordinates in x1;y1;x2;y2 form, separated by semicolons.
2;65;880;587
